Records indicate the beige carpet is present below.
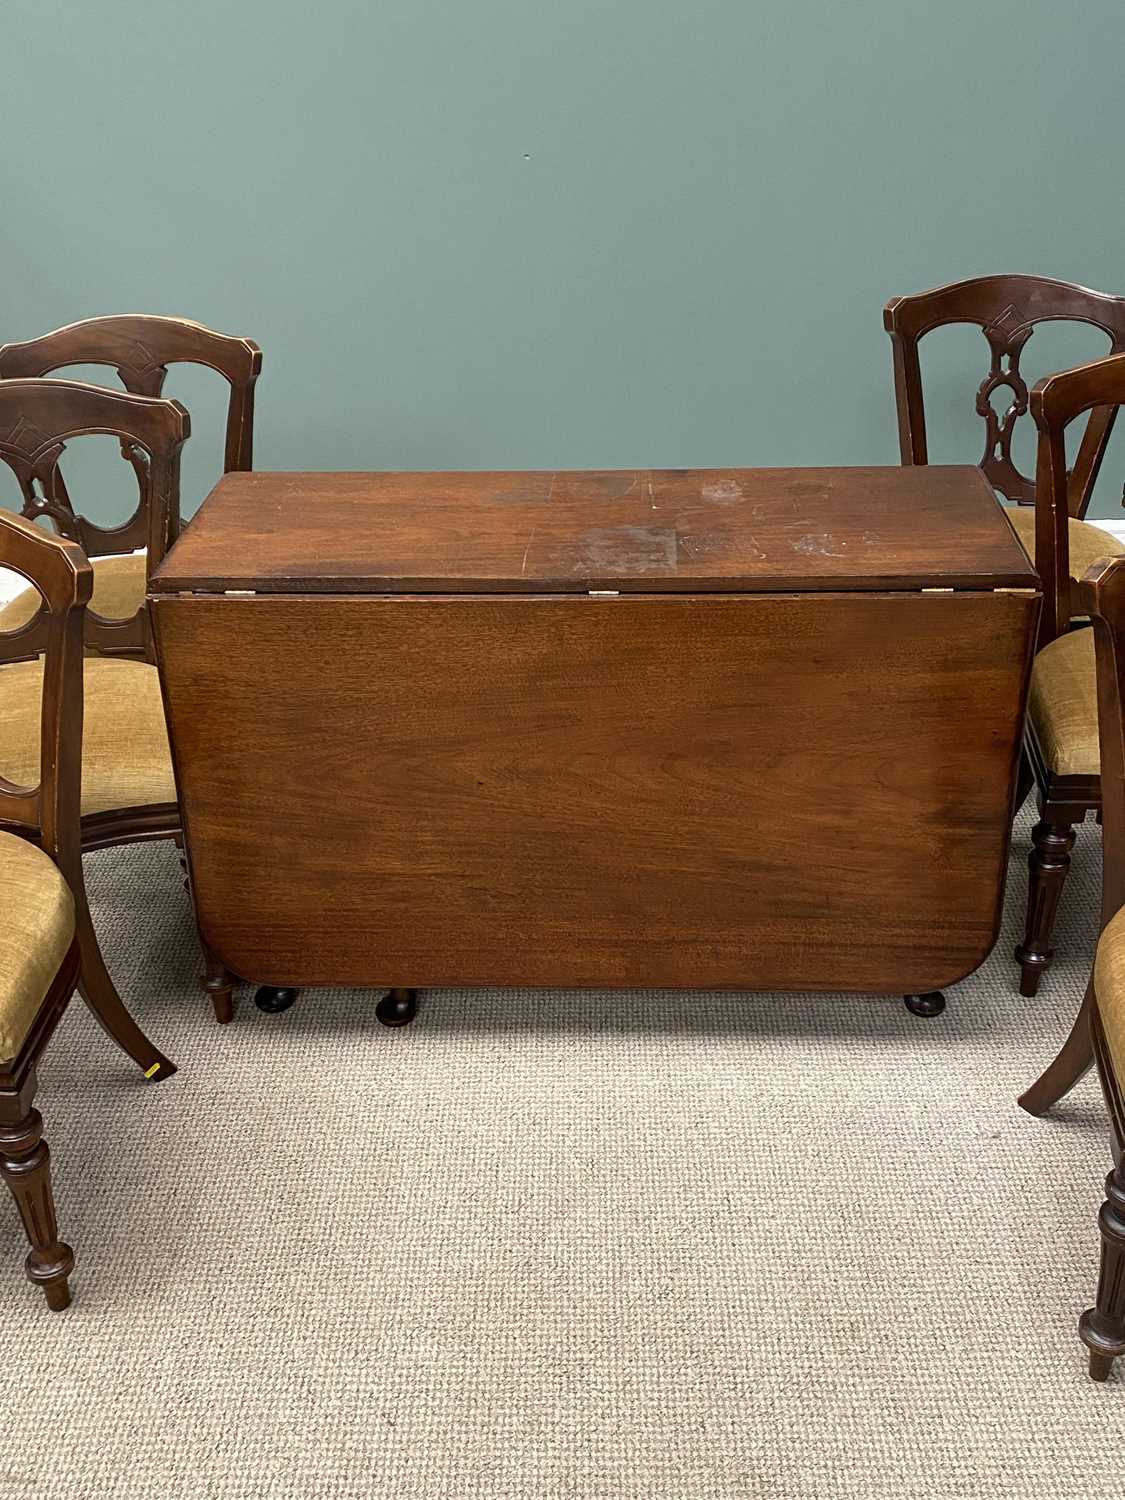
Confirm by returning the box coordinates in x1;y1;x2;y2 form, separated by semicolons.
1;802;1118;1499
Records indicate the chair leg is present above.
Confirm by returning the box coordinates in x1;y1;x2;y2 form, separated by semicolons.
1015;820;1077;997
1017;982;1095;1115
0;1108;74;1310
202;953;235;1025
1080;1161;1125;1380
1014;751;1034;818
73;889;176;1081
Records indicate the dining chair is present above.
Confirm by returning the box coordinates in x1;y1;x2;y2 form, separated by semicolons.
0;377;188;1055
1014;550;1125;1378
884;276;1125;998
0;506;177;1308
1019;356;1125;1125
0;315;261;655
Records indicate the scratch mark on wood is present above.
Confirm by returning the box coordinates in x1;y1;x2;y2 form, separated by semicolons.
794;531;854;557
701;478;744;505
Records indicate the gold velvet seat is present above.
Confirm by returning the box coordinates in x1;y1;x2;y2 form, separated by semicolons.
0;656;175;815
0;832;74;1060
1006;508;1125;596
0;551;145;635
1026;629;1099;777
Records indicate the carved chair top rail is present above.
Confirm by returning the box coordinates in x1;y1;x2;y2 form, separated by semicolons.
0;314;261;388
884;274;1125;342
0;509;89;854
0;377;190;455
0;315;260;475
1033;351;1125;431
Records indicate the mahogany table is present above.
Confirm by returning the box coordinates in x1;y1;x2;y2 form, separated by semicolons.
149;466;1039;1025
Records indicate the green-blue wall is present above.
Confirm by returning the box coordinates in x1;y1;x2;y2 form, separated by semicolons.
4;0;1125;521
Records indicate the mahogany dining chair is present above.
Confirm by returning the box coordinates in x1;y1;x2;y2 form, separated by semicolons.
1019;551;1125;1377
1018;354;1125;1121
0;506;177;1308
0;378;189;1052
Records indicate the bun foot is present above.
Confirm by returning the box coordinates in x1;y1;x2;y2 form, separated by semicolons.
376;988;418;1028
904;991;946;1018
254;986;300;1014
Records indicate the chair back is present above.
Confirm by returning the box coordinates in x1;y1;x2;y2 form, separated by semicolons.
0;316;260;558
0;510;90;864
884;275;1125;514
0;379;188;658
1032;354;1125;643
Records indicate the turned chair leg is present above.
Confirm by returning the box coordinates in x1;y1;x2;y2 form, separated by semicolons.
1080;1161;1125;1380
1015;820;1077;997
1018;982;1096;1115
0;1109;74;1310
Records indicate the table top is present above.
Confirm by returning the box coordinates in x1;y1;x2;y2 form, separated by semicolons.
151;465;1038;595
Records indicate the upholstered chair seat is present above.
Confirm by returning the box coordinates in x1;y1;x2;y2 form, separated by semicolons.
0;657;175;814
1026;629;1100;776
0;832;75;1061
0;551;146;634
1006;508;1125;595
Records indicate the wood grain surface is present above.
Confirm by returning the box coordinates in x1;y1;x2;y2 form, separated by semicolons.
150;466;1036;595
153;588;1037;994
